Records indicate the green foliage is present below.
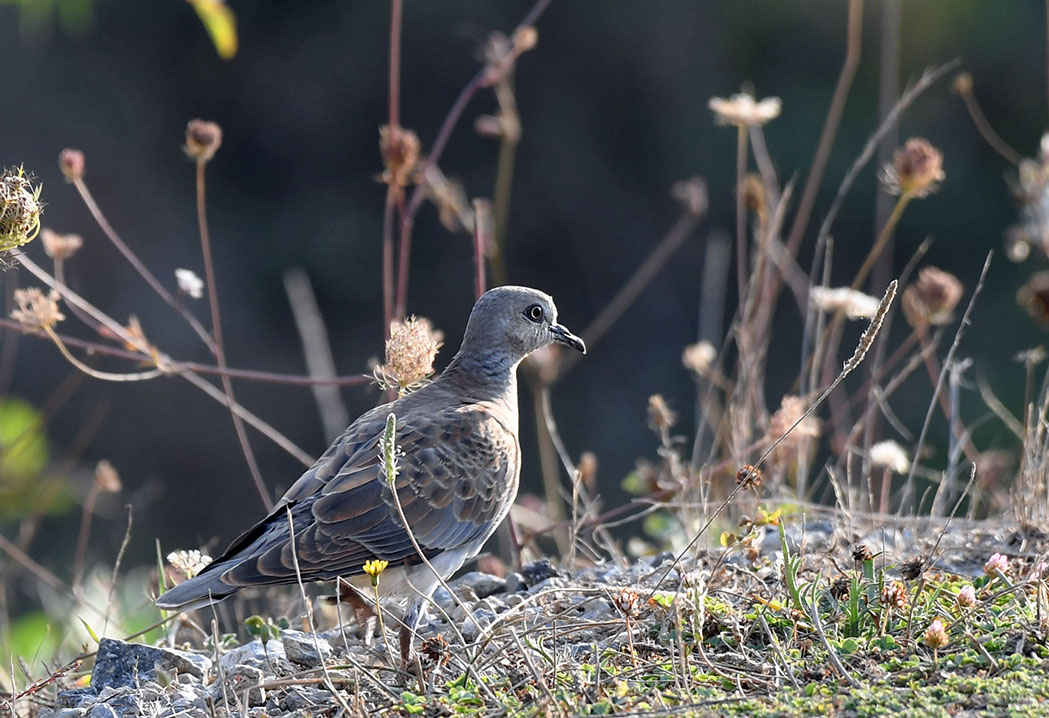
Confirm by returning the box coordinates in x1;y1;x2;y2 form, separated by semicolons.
0;398;71;522
244;614;289;645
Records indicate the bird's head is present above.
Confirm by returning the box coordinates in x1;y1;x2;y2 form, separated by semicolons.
461;286;585;365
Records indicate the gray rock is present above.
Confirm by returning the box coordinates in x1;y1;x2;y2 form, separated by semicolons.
218;638;287;672
449;571;507;598
504;572;526;593
461;607;496;642
281;629;333;667
91;638;210;690
211;663;266;706
35;711;56;718
281;685;333;711
520;558;562;586
55;710;86;718
87;705;119;718
57;688;95;709
528;576;569;594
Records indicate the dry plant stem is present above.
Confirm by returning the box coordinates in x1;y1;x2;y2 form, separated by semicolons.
900;253;992;514
490;81;519;287
72;482;103;590
784;0;863;259
530;378;567;550
913;326;979;461
43;326;163;382
71;177;217;355
473;198;490;299
195;158;272;511
852;192;910;293
957;84;1022;165
558;210;701;379
735;123;749;308
102;504;133;637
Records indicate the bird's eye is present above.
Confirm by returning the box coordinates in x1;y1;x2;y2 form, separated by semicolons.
525;304;544;322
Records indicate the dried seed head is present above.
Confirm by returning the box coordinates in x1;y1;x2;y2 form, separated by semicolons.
167;549;213;580
830;576;851;602
708;93;781;127
1004;226;1032;262
1017;271;1049;324
844;280;896;374
869;440;910;474
681;340;716;376
923;619;949;650
0;166;44;253
94;460;122;493
421;165;472;234
613;588;641;619
376;316;443;394
952;72;973;95
175;268;205;299
647;394;676;432
512;25;538;53
10;288;64;330
767;395;820;445
59;149;85;182
902;267;963;327
882;138;945;197
671;177;709;217
184;119;223;162
956;584;976;608
40;228;83;261
809;286;881;319
735;464;762;490
379;125;420;188
881;580;908;611
419;633;450;666
577;451;598;493
901;556;924;581
852;544;874;563
741;174;766;214
984;552;1009;576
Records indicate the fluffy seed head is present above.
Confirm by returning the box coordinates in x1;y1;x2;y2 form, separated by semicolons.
175;268;205;299
870;440;910;474
95;460;122;493
40;228;83;261
58;149;85;182
10;288;64;330
708;93;781;127
902;267;963;327
882;138;944;197
681;341;716;376
376;316;443;394
184;119;223;162
810;286;881;319
0;166;44;254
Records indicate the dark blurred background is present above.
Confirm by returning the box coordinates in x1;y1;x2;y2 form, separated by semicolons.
1;1;1047;589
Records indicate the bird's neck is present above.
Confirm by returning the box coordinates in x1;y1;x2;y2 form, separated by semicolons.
441;347;521;413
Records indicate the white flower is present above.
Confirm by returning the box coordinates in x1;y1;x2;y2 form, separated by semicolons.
869;440;910;474
167;549;212;579
810;286;880;319
175;268;204;299
708;93;781;127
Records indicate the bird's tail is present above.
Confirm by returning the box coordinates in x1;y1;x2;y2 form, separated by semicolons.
155;565;239;612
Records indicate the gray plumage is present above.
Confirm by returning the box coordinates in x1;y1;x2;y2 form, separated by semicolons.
156;286;584;619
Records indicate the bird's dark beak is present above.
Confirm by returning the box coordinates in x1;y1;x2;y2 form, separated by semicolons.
550;324;586;354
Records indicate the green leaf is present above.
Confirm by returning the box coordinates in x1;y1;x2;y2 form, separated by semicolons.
187;0;237;59
77;616;100;645
0;398;48;482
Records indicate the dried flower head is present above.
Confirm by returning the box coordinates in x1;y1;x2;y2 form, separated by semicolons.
853;544;874;564
175;268;205;299
39;228;83;261
374;316;443;394
869;440;910;474
1017;271;1049;324
830;576;851;602
647;394;676;433
0;166;44;254
167;549;212;580
735;464;762;491
809;286;881;320
984;552;1009;576
901;556;924;581
952;72;973;95
881;580;908;611
881;138;945;197
379;125;420;188
419;633;450;667
902;267;963;327
184;119;223;162
1004;226;1032;262
421;165;473;234
577;451;598;493
708;93;781;127
741;173;766;215
767;395;820;445
11;288;64;330
924;619;949;650
59;149;85;182
613;588;642;619
682;341;716;376
94;460;122;493
671;177;709;217
956;584;976;608
512;25;538;54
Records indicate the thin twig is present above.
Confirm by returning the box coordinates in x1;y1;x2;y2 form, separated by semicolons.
473;198;490;298
195;158;272;511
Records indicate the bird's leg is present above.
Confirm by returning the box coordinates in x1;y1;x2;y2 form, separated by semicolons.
399;595;427;673
335;578;376;643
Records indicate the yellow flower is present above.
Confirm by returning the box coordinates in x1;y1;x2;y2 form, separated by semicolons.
363;559;389;587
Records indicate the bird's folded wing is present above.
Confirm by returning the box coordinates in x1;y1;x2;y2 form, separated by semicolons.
215;404;519;587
